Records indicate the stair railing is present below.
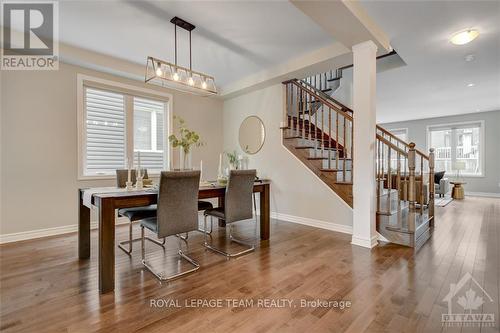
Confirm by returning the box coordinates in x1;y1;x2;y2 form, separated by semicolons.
283;79;353;182
376;126;435;230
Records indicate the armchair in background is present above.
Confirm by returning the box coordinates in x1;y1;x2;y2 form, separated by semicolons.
434;171;449;197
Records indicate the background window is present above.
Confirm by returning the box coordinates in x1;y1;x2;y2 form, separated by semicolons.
389;128;408;142
82;86;168;177
84;88;126;176
428;122;482;176
133;97;166;171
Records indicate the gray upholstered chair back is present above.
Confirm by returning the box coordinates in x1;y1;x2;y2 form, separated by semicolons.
157;171;200;238
116;169;149;187
224;170;256;223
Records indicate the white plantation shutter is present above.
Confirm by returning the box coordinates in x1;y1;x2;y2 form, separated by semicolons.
84;88;126;175
133;97;166;171
79;78;169;179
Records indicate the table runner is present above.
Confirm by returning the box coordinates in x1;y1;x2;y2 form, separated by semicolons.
82;187;146;208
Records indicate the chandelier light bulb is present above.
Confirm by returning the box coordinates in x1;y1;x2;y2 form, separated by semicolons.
188;76;194;86
155;67;163;76
201;80;207;89
173;72;180;81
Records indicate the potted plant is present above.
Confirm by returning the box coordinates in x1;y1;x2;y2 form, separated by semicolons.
168;116;203;170
225;150;240;170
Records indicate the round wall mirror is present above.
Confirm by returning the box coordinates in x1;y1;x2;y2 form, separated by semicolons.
238;116;265;155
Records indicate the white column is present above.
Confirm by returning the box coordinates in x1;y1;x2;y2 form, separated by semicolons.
351;40;378;249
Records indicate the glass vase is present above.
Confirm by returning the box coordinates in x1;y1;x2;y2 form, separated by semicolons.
180;149;192;170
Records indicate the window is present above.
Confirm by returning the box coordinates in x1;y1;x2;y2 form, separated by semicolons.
78;75;171;179
385;128;408;170
133;97;165;170
388;128;408;142
427;121;483;177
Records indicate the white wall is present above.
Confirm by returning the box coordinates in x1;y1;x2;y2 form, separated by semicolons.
223;84;353;229
1;62;223;236
381;110;500;194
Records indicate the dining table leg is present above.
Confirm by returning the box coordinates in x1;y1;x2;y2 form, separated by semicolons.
259;184;270;240
96;197;116;294
78;190;91;259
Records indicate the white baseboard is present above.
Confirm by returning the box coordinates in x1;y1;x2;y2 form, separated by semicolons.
0;218;129;244
270;212;353;234
466;192;500;198
351;235;378;249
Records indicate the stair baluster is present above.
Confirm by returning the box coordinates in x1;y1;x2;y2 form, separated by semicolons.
328;106;332;169
408;143;416;233
428;148;435;226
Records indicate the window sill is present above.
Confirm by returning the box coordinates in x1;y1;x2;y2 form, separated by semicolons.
78;171;162;181
78;175;116;181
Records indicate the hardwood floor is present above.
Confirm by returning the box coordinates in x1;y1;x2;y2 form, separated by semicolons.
1;197;499;333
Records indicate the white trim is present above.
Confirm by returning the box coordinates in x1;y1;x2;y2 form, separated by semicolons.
466;192;500;198
77;74;173;180
351;235;378;249
0;219;129;244
270;212;353;234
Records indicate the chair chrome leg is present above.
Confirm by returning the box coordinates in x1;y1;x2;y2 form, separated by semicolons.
141;226;145;261
197;216;213;235
176;213;213;240
117;221;134;255
118;222;165;256
175;232;189;241
142;234;200;281
203;215;255;258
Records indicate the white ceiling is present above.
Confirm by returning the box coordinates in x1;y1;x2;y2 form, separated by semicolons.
359;0;500;123
57;0;333;87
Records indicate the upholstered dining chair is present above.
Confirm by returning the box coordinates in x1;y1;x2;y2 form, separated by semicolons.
203;169;257;258
115;169;164;255
139;171;201;281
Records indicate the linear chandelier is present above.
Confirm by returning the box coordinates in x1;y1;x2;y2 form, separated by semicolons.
145;16;217;95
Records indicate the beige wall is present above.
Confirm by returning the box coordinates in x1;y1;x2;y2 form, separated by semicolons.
1;63;223;235
223;84;353;228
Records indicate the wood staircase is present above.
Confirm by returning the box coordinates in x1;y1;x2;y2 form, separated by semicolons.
282;76;435;249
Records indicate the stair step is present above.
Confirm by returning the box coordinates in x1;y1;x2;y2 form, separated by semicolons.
322;88;332;93
308;148;338;158
322;159;352;170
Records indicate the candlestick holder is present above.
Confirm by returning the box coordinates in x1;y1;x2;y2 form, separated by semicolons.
135;177;144;190
125;181;133;191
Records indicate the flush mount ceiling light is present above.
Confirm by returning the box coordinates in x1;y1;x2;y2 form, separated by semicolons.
450;29;480;45
467;83;475;87
145;16;217;95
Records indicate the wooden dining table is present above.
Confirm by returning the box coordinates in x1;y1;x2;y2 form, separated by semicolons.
78;181;270;294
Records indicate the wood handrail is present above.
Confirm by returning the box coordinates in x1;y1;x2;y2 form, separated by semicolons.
376;125;429;160
283;79;353;121
376;134;408;157
298;79;353;114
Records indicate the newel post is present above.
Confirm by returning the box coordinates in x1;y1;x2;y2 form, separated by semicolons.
428;148;435;226
408;143;416;232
